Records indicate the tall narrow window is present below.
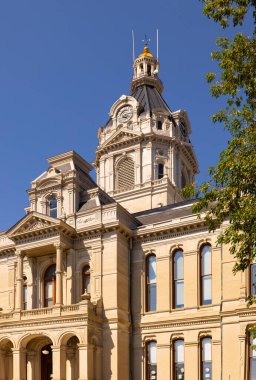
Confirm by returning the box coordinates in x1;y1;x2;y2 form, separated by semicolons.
146;255;157;312
44;265;56;307
158;164;164;180
173;339;184;380
146;341;157;380
200;245;212;305
201;337;212;380
250;264;256;296
117;157;135;190
173;250;184;308
49;196;57;218
157;120;163;130
82;265;91;294
23;276;28;310
249;332;256;379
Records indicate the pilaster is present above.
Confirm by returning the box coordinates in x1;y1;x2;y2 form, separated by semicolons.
15;250;25;311
55;243;63;306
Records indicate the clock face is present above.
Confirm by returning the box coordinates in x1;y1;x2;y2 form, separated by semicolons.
117;106;133;123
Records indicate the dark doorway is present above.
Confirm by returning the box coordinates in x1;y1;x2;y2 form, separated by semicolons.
41;344;52;380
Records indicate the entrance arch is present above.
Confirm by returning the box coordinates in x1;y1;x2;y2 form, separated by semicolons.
21;334;53;380
41;344;52;380
0;338;14;380
59;332;81;380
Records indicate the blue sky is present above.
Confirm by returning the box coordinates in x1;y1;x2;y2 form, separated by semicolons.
0;0;247;230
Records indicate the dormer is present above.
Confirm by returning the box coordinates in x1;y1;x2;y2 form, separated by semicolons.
26;151;95;218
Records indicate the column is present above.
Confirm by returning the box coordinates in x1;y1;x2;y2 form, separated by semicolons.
26;350;36;380
77;344;88;380
15;250;24;310
66;348;76;380
12;348;26;380
0;349;6;380
55;243;63;305
66;248;75;305
52;345;66;380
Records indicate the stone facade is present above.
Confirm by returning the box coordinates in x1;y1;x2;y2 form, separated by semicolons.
0;45;255;380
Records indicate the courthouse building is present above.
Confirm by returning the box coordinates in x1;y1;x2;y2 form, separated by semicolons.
0;44;255;380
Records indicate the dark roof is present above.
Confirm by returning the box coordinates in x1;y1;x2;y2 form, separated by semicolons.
133;199;198;225
132;85;171;115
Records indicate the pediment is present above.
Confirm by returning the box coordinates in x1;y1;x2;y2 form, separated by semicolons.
37;178;61;191
7;212;60;239
100;128;142;150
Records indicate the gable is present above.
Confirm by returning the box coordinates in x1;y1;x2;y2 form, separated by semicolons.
7;212;61;239
99;128;142;150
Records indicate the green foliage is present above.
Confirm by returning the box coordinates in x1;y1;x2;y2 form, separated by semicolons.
185;1;256;276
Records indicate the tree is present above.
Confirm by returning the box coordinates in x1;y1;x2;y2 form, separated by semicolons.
184;0;256;299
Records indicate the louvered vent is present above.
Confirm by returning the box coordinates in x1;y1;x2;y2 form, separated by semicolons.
117;158;135;190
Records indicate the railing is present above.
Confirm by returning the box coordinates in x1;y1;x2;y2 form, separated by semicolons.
21;308;53;318
0;302;88;322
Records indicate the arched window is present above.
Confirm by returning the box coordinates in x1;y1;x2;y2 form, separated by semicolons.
82;265;91;294
173;339;184;380
44;265;56;307
173;250;184;309
200;245;212;305
23;276;28;310
49;196;57;218
117;157;135;190
250;263;256;296
147;64;152;76
200;337;212;380
248;332;256;379
146;341;157;380
158;163;164;180
146;255;157;312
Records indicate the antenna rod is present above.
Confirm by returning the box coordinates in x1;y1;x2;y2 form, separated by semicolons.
157;29;159;61
132;30;135;61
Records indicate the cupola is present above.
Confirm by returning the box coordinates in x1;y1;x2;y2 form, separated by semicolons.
131;44;163;94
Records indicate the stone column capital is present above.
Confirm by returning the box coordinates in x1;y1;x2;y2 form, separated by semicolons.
15;249;25;258
54;242;64;250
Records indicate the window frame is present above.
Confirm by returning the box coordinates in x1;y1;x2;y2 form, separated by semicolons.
200;336;212;380
172;250;184;309
248;331;256;380
157;163;164;180
250;263;256;297
146;340;157;380
23;276;28;310
200;244;212;306
82;264;91;294
43;264;56;308
157;120;163;130
145;254;157;312
48;196;58;218
173;339;185;380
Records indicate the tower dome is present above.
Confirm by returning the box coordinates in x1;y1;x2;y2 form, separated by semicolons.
130;44;163;94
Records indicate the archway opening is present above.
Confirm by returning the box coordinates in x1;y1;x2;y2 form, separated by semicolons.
66;336;79;380
0;338;14;380
25;335;53;380
41;344;52;380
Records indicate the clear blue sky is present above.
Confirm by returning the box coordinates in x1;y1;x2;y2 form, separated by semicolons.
0;0;246;230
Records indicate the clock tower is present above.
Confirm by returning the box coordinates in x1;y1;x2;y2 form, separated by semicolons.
94;43;198;213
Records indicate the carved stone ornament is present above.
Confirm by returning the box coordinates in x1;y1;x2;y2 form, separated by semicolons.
117;106;133;123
